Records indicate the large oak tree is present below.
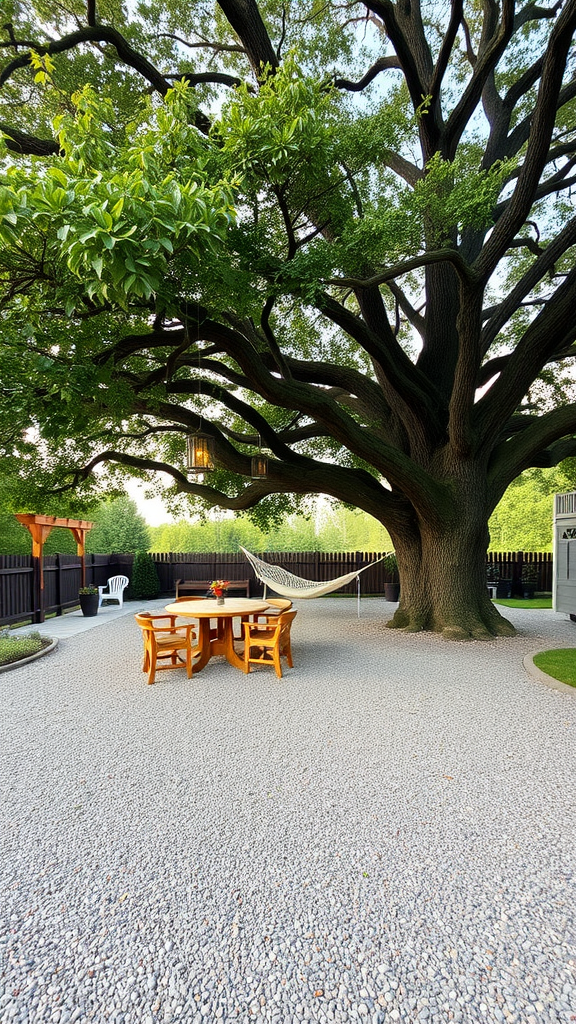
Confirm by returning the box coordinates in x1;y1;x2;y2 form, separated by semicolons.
1;0;576;637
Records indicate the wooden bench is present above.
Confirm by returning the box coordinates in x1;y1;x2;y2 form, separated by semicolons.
175;578;251;598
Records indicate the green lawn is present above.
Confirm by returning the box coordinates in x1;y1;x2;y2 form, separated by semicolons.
0;631;48;667
494;596;552;609
533;649;576;687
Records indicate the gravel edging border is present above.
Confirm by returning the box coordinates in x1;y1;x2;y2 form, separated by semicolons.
523;651;576;696
0;637;59;674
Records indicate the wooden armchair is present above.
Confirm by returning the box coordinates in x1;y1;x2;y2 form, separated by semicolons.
134;612;196;686
242;610;297;679
254;598;293;623
172;595;221;640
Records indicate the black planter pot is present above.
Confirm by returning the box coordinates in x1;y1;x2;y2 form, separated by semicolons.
384;583;401;602
522;583;537;599
496;579;512;599
79;592;99;617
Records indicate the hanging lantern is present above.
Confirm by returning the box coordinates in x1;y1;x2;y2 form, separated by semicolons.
251;453;268;479
186;433;215;472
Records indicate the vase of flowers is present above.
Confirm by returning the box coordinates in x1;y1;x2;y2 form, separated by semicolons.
210;579;229;605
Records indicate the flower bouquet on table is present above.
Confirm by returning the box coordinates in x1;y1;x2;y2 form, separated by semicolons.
209;580;229;605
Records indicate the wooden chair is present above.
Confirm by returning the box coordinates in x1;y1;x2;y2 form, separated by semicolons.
254;598;293;623
172;595;220;639
242;610;297;679
134;612;196;686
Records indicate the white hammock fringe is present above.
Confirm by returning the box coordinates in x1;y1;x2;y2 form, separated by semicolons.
240;547;385;600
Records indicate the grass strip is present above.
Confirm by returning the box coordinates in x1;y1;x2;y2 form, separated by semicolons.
0;631;50;667
494;597;552;609
533;649;576;687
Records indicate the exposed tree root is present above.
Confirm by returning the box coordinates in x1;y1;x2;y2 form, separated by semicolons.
386;602;517;639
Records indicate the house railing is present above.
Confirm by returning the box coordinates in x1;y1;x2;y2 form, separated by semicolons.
0;550;554;627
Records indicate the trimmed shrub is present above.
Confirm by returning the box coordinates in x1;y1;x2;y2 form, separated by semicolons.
130;550;161;599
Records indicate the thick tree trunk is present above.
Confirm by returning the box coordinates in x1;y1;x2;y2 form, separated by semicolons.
386;462;516;639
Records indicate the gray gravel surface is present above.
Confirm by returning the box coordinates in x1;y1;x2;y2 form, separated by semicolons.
1;599;575;1024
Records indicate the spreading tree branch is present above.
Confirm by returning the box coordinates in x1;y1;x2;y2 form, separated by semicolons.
444;0;516;158
0;26;171;94
326;247;476;289
331;55;401;91
481;214;576;354
489;402;576;498
476;0;576;280
216;0;279;76
157;32;246;54
0;122;59;155
478;263;576;444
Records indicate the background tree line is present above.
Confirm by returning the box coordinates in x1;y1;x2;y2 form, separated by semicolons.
3;466;576;555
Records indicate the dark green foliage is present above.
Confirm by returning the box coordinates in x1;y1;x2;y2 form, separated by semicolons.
0;630;47;667
86;497;150;554
130;550;160;599
2;3;576;637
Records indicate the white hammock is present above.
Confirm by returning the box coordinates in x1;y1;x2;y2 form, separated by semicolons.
240;546;385;614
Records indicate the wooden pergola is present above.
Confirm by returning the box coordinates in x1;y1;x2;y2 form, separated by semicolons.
15;514;94;623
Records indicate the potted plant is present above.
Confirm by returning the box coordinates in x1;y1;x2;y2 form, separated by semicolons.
486;563;500;584
486;563;499;597
383;553;400;602
487;563;512;598
209;579;229;605
78;584;99;617
521;563;539;598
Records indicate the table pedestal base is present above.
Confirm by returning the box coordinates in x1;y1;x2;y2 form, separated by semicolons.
193;617;244;671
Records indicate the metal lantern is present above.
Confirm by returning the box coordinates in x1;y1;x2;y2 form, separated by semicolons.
186;432;215;472
251;453;268;479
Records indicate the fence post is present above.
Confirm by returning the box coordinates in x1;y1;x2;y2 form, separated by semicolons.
31;553;43;624
56;553;63;617
512;551;523;597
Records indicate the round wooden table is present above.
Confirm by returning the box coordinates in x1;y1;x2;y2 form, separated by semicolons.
164;598;270;672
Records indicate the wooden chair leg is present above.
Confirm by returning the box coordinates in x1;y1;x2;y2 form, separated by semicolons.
146;653;157;686
273;647;282;678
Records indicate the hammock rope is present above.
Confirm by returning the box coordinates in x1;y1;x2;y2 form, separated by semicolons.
240;546;386;614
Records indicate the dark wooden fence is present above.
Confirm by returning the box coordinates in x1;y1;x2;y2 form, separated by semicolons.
485;550;554;592
152;550;383;597
0;549;554;627
0;553;133;626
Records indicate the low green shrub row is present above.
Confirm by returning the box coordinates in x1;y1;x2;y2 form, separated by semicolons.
0;630;47;667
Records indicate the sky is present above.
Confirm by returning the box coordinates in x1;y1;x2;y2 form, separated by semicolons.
125;477;176;526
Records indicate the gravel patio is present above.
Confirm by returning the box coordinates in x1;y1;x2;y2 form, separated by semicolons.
1;598;575;1024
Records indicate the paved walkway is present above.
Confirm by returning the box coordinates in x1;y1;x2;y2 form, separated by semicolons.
1;599;575;1024
11;597;162;639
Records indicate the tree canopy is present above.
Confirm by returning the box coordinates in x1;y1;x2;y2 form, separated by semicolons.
0;481;150;554
1;1;576;636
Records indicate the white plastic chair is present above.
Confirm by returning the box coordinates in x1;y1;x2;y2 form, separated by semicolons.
98;574;129;608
